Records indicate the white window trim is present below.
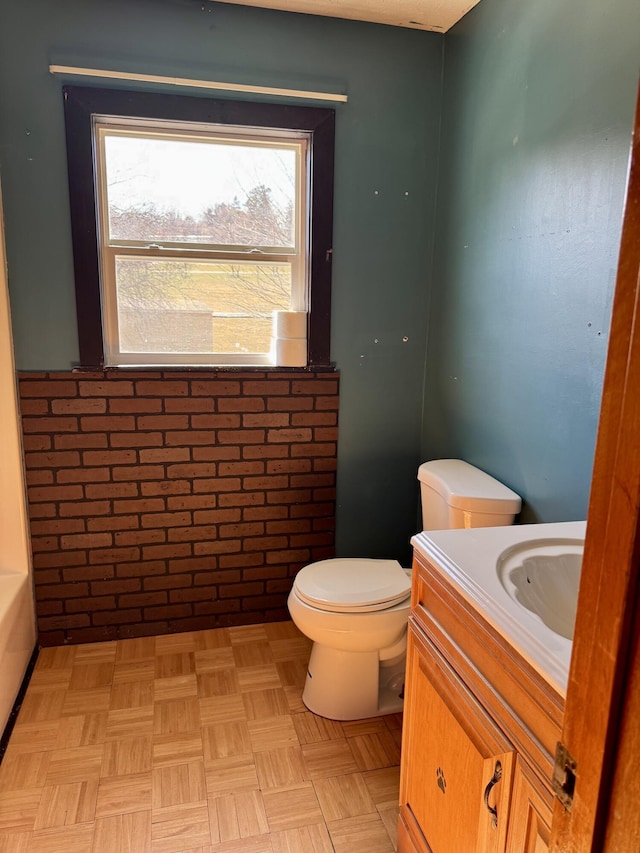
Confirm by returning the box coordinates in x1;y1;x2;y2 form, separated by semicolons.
93;117;310;368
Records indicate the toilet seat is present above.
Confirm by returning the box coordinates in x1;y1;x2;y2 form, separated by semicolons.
293;558;411;613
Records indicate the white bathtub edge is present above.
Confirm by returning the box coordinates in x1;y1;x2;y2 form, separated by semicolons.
0;572;37;735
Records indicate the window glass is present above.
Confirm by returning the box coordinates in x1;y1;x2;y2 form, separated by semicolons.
103;131;299;249
96;122;307;366
113;257;291;357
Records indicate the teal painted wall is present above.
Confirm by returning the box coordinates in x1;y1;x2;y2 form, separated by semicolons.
426;0;640;522
2;0;638;562
0;0;443;563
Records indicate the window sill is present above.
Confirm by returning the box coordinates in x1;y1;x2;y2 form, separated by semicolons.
70;364;337;375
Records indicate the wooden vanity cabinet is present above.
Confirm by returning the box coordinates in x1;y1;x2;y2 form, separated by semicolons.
398;548;561;853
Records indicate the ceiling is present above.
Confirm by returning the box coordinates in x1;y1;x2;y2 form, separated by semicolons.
216;0;481;32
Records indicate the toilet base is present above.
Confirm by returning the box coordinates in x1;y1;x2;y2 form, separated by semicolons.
301;642;405;721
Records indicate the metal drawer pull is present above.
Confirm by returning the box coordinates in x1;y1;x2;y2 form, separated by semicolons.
483;760;502;829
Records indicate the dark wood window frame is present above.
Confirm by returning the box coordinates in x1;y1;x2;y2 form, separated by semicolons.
63;85;335;369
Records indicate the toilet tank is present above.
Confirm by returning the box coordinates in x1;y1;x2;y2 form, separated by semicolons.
418;459;521;530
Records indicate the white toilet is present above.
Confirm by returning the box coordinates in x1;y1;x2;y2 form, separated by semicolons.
287;459;522;721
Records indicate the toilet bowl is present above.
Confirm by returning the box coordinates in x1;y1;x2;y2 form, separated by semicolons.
288;558;411;721
288;459;522;721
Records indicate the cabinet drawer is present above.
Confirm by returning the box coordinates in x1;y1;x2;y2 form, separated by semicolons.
400;620;514;853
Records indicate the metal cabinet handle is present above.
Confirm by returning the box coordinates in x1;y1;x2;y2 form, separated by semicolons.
483;760;502;829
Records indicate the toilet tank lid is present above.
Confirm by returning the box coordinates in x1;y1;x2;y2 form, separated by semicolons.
418;459;522;513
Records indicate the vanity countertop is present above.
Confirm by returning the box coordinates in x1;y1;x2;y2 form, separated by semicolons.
411;520;586;694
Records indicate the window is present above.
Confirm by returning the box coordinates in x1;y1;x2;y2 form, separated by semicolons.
95;120;307;366
63;87;335;368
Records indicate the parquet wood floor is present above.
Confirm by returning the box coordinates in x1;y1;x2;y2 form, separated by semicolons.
0;621;401;852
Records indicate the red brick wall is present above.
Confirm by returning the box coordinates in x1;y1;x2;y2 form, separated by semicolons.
18;370;339;646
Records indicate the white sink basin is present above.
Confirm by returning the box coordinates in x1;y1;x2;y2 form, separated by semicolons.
497;539;583;640
411;521;587;692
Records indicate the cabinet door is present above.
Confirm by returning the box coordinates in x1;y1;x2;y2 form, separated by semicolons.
400;620;515;853
506;758;552;853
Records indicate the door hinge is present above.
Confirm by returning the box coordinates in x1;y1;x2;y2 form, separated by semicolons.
552;741;577;811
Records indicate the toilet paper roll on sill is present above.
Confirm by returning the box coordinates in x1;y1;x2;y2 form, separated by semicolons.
273;310;308;339
272;337;307;367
